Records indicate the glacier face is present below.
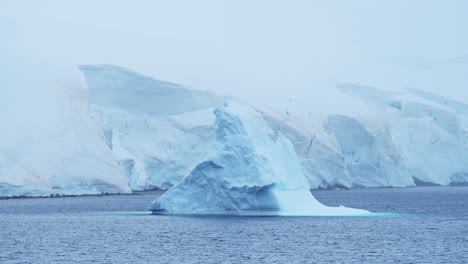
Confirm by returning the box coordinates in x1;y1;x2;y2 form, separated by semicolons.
3;63;466;198
95;108;216;190
337;84;468;186
81;65;468;191
80;65;221;190
261;109;352;189
0;78;131;197
324;115;414;187
149;102;370;216
81;65;356;191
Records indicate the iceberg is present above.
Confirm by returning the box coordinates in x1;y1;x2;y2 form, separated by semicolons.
149;101;370;216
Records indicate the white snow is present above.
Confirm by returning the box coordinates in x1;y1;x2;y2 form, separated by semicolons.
260;107;353;189
337;83;468;186
80;65;221;190
81;65;468;191
0;68;131;197
79;64;222;116
3;63;467;198
149;101;370;216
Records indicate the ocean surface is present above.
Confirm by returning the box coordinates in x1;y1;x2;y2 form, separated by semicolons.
1;187;467;263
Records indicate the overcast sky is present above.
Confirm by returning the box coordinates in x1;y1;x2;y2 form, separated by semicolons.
2;0;468;110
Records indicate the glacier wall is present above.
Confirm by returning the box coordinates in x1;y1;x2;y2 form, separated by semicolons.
261;110;352;189
81;65;468;191
338;84;468;186
0;73;131;197
3;63;466;198
82;65;357;191
80;65;222;190
324;115;414;187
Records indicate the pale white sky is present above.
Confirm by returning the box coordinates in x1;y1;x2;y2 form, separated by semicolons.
2;0;468;110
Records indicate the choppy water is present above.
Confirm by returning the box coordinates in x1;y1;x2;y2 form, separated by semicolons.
1;187;467;263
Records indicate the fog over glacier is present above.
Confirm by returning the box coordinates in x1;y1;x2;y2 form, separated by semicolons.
1;1;468;198
3;0;468;110
3;3;468;263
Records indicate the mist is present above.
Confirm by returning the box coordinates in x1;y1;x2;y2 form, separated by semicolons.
2;0;468;112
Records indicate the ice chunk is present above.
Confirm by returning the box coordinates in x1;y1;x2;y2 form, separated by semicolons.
149;102;370;216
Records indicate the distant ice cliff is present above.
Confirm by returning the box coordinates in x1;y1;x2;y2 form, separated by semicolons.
2;64;467;197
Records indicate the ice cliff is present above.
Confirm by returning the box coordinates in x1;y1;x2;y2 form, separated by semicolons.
80;65;222;190
3;63;466;198
81;65;468;190
338;84;468;186
149;102;369;216
0;73;131;197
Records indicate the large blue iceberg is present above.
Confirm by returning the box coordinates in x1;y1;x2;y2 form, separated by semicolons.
149;101;370;216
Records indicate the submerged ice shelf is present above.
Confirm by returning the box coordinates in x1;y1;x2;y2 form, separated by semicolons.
149;102;370;216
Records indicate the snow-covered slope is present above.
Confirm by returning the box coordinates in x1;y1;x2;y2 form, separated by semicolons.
3;63;465;198
337;84;468;186
81;65;356;191
81;65;468;190
149;101;370;216
80;65;222;190
0;76;131;197
80;65;221;116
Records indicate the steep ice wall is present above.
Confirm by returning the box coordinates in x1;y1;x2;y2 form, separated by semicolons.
0;76;131;197
260;109;352;189
149;102;369;216
337;84;468;186
80;65;468;190
408;88;468;130
80;65;222;190
260;99;414;188
324;115;414;187
81;64;353;190
96;108;216;190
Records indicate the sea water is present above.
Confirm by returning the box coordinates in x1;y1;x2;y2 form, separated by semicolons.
1;187;467;263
